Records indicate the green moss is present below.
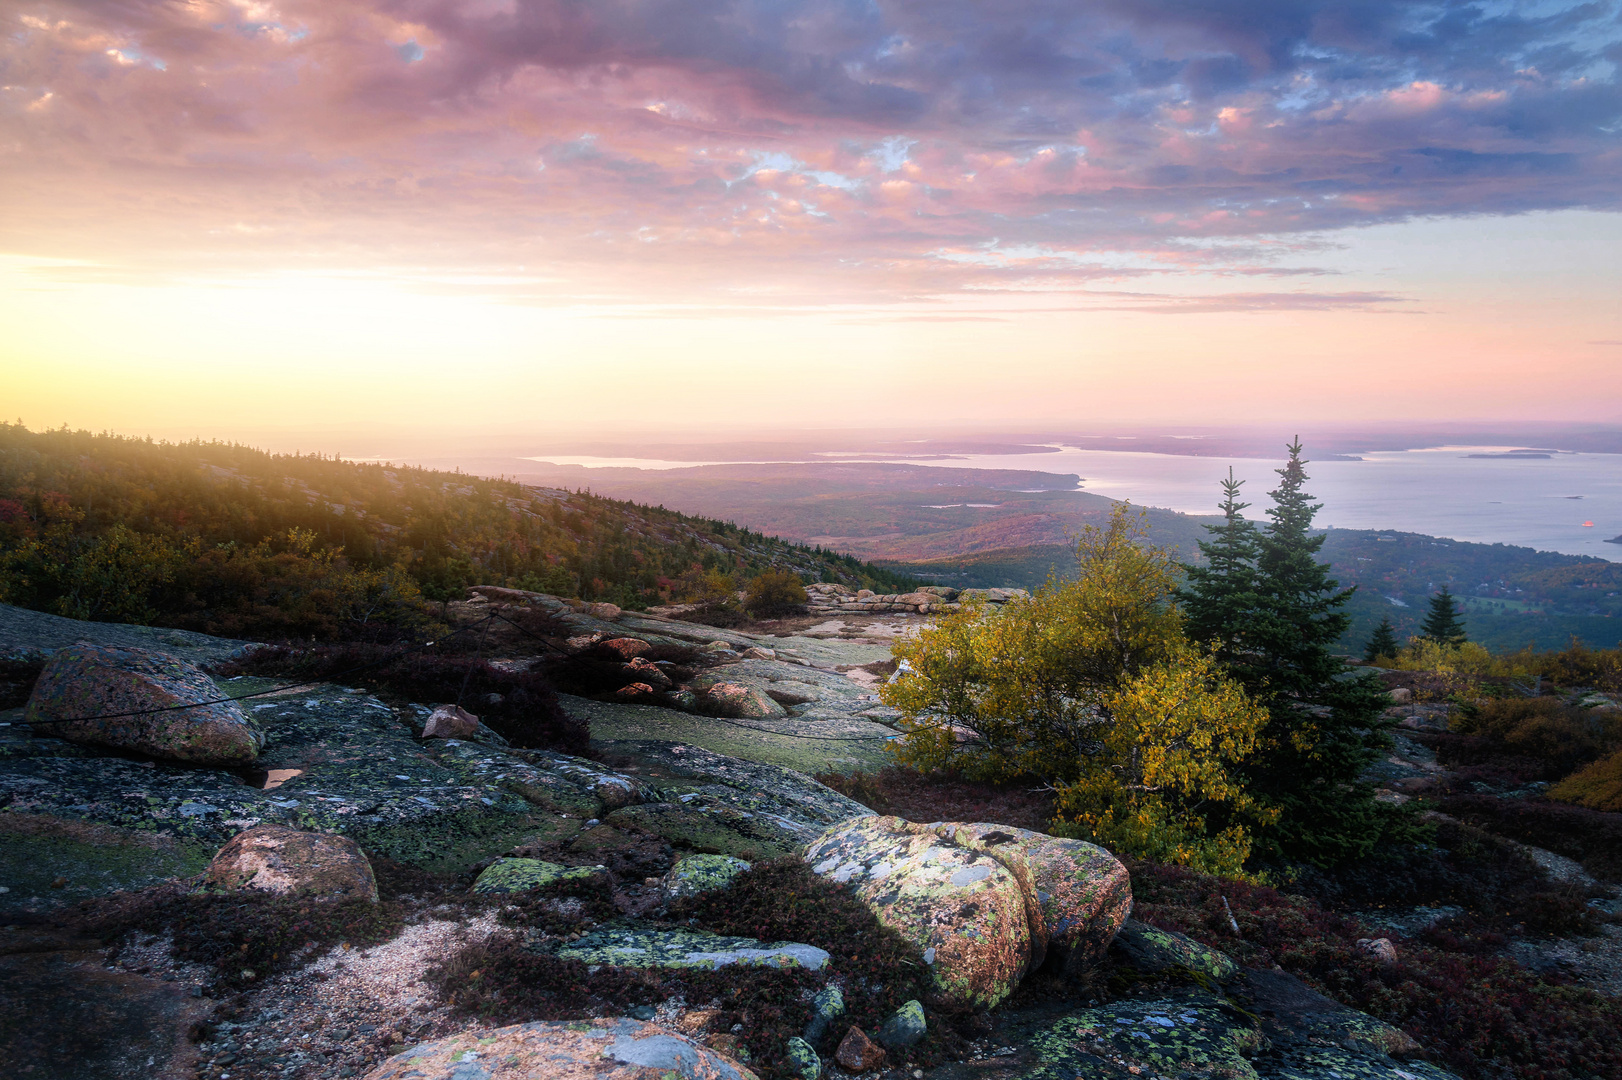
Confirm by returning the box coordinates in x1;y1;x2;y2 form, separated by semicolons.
471;857;604;895
0;818;212;899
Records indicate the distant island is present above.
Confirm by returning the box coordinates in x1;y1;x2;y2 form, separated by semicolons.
1466;450;1554;459
1608;535;1622;546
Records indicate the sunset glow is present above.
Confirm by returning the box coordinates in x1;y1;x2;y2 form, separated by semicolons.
3;0;1620;440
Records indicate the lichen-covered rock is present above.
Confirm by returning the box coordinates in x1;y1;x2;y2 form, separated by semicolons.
204;824;377;902
937;822;1132;977
2;683;646;877
1110;919;1239;982
1027;994;1263;1080
784;1037;821;1079
607;799;800;862
363;1018;757;1080
25;644;264;765
661;853;751;900
805;815;1032;1009
1019;978;1458;1080
802;985;845;1044
471;857;603;895
556;927;829;971
875;999;926;1050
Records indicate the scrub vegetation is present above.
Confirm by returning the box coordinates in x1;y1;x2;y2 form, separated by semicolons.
0;422;916;641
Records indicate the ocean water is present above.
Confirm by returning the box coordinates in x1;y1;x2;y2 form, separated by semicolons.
526;446;1622;562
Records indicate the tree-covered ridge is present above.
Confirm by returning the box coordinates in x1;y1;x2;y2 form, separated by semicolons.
0;423;919;640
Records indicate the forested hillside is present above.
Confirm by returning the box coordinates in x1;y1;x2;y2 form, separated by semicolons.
0;424;917;641
888;529;1622;652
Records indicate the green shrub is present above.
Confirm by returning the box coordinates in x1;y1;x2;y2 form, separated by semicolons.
743;569;808;616
883;505;1268;876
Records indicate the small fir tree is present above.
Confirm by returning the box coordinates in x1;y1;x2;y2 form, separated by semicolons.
1179;467;1263;663
1190;439;1403;867
1364;617;1400;663
1421;587;1468;646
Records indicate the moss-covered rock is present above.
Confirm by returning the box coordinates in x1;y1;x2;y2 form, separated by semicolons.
26;644;265;765
875;999;926;1049
0;812;213;901
784;1036;821;1079
1110;918;1239;983
363;1017;758;1080
1025;993;1264;1080
661;853;752;900
554;927;830;971
472;857;605;895
606;800;801;862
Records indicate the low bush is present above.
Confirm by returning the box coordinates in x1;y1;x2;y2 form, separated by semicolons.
75;886;404;991
1130;859;1622;1080
1550;749;1622;812
816;765;1056;833
428;859;943;1079
1437;794;1622;882
743;569;808;617
536;640;712;701
1424;696;1622;783
212;644;587;753
1291;818;1598;932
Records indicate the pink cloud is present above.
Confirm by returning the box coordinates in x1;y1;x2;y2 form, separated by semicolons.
1;0;1618;304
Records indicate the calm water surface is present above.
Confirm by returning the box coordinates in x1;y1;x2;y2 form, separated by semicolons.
528;446;1622;561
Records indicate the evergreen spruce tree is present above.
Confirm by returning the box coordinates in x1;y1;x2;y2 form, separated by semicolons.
1363;617;1400;663
1178;467;1263;663
1187;439;1400;867
1420;587;1467;645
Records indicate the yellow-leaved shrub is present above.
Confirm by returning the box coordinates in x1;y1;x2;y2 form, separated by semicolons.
880;505;1270;877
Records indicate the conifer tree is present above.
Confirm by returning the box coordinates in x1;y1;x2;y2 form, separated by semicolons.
1186;439;1401;867
1420;587;1468;646
1178;467;1263;663
1363;617;1400;663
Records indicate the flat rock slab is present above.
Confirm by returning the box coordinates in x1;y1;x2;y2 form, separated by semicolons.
366;1018;757;1080
598;740;873;846
557;927;829;971
576;695;896;776
0;602;255;664
0;812;214;904
0;683;654;881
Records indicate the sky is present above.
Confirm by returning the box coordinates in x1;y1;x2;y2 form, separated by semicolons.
3;0;1621;444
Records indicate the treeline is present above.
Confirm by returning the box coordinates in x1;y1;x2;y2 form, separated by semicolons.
0;424;917;641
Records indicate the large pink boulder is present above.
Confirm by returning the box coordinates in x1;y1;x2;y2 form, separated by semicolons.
25;644;264;766
805;817;1132;1008
205;825;378;903
805;816;1032;1009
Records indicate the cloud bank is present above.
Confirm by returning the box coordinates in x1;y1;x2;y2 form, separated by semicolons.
3;0;1620;302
